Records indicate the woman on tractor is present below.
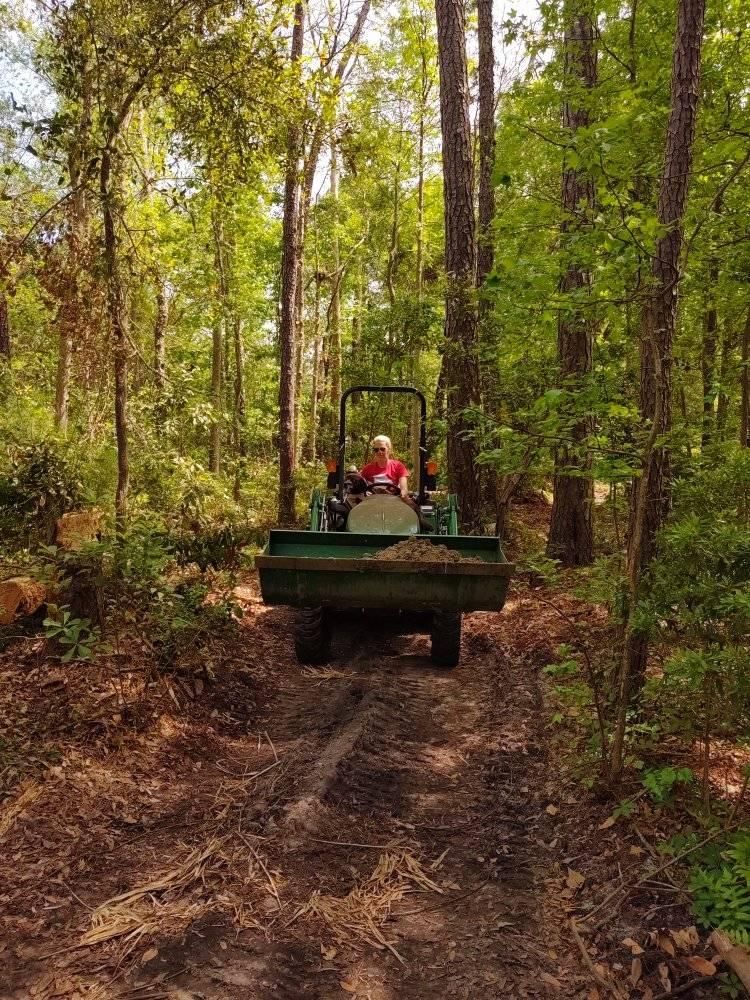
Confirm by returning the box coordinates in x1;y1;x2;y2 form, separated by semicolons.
359;435;409;498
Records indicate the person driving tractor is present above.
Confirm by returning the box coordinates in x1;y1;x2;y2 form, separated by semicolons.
359;435;409;498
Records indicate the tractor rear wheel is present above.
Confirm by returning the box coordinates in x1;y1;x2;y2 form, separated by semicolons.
430;611;462;669
294;606;331;664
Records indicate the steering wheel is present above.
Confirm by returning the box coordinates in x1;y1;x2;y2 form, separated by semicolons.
367;482;401;497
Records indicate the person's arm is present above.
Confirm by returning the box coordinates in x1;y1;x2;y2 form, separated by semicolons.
398;475;408;499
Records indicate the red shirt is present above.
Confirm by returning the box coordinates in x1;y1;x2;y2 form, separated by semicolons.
360;458;409;488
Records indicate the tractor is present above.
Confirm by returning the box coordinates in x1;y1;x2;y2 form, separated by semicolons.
256;386;513;668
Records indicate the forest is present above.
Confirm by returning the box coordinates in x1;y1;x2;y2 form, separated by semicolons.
1;0;750;996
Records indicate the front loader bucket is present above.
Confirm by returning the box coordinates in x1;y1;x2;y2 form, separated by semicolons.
255;531;514;613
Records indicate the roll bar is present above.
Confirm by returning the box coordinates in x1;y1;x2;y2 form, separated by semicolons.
335;386;429;502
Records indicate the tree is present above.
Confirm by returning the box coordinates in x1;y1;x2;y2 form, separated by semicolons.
546;2;596;567
0;292;9;361
611;0;707;781
278;0;305;526
434;0;481;529
742;307;750;447
53;30;94;434
476;0;496;296
153;279;169;393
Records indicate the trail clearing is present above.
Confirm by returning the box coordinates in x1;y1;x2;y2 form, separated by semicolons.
0;577;721;999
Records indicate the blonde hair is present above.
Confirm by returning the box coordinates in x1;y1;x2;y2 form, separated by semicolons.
371;435;392;451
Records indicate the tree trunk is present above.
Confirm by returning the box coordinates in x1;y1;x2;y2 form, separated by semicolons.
716;327;734;438
741;308;750;447
435;0;482;531
546;3;596;568
54;328;73;431
477;0;499;513
701;196;721;448
328;140;342;414
386;160;400;309
101;144;129;530
416;104;426;300
415;9;430;301
476;0;496;293
210;204;227;475
305;271;323;463
154;279;169;392
55;56;93;433
611;0;706;783
233;315;246;500
278;0;305;525
0;291;9;361
294;205;306;464
700;282;718;448
351;265;363;357
55;178;90;433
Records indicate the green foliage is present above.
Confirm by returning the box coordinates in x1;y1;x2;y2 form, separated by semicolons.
639;451;750;748
146;580;241;665
691;831;750;939
516;549;561;588
641;766;695;804
43;605;100;662
0;442;83;546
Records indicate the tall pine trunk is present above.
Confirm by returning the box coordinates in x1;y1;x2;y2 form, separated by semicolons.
328;141;342;418
101;143;129;529
293;205;306;464
476;0;496;295
611;0;706;782
546;3;596;567
477;0;503;515
278;0;305;524
435;0;482;530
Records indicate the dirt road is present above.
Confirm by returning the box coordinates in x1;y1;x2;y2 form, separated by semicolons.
0;586;720;999
150;610;575;999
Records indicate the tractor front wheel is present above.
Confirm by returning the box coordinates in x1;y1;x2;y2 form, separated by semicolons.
294;606;331;664
430;611;462;669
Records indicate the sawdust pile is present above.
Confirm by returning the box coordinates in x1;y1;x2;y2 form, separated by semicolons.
370;537;483;563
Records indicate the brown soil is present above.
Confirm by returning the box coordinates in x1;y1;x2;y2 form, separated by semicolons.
0;572;724;999
370;538;482;563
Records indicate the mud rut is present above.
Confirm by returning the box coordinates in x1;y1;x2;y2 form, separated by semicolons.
135;612;584;1000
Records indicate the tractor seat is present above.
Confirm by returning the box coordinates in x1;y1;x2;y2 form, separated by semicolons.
345;495;419;535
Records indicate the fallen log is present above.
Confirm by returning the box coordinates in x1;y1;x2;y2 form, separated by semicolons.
0;576;47;625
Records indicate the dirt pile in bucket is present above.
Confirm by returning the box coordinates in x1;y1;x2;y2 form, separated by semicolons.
370;538;483;563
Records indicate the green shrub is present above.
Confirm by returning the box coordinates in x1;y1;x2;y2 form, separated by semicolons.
691;830;750;942
0;442;84;546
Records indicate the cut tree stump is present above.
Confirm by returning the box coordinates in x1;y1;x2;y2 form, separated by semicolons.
0;577;47;625
55;509;103;551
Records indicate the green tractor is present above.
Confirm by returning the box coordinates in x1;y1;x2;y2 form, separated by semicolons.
256;386;513;668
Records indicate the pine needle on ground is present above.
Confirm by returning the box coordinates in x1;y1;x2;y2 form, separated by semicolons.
290;849;444;963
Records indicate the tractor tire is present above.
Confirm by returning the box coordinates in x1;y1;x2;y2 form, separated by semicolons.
294;606;331;665
430;611;462;669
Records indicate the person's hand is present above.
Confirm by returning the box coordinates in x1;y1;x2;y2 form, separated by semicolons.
400;489;408;500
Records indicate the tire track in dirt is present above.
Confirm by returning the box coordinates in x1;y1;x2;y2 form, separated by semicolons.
136;612;586;1000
